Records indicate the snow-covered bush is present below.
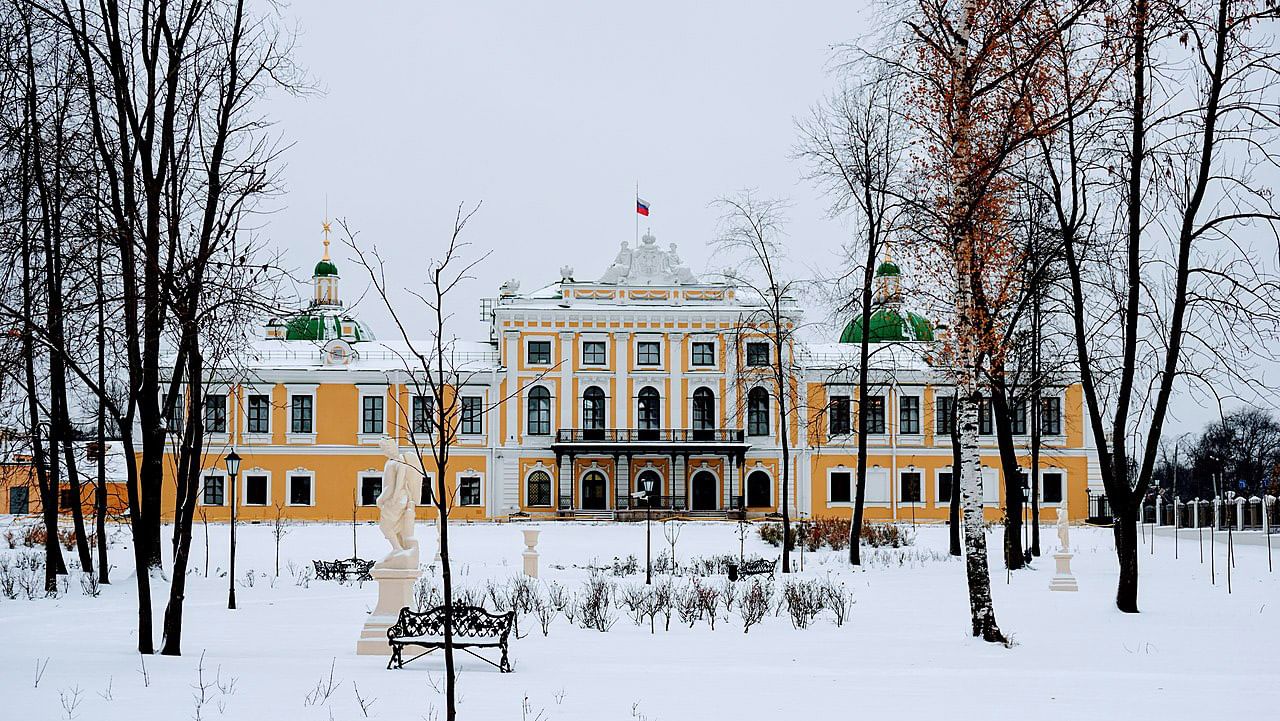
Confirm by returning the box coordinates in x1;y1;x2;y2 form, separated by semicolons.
780;579;826;629
738;578;771;633
579;575;616;631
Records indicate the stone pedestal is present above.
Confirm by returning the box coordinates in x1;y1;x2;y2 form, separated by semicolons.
522;529;541;578
1049;552;1078;592
356;566;422;655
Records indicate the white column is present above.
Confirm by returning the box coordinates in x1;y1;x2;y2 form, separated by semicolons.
613;331;630;429
559;331;574;432
1236;497;1245;530
670;332;685;430
504;331;520;443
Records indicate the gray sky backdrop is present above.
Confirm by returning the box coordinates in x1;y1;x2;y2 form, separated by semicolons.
257;1;1263;437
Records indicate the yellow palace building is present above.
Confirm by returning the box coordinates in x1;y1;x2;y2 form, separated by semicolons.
158;228;1100;524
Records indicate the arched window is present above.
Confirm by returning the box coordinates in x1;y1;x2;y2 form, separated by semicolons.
582;386;606;430
692;387;715;430
526;470;552;507
637;386;661;436
746;470;771;507
747;387;770;436
527;386;551;436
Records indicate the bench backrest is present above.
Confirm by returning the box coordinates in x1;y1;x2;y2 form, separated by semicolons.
742;558;776;573
389;605;515;640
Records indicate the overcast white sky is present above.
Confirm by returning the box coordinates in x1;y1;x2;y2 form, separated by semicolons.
255;1;1267;436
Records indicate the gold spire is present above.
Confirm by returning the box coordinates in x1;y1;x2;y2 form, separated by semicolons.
322;219;331;260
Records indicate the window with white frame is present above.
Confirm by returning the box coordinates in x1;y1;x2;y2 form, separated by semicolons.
164;393;183;433
864;395;886;434
526;470;552;507
362;394;384;435
202;475;225;506
421;475;435;506
244;473;269;506
936;395;955;435
747;387;770;436
937;470;955;504
746;342;770;367
246;393;270;434
461;395;484;435
412;395;433;436
1010;401;1028;435
899;395;921;435
527;340;552;365
979;398;994;435
1040;396;1063;435
459;475;482;506
829;395;851;435
527;386;552;436
205;394;227;433
291;394;314;434
288;474;313;506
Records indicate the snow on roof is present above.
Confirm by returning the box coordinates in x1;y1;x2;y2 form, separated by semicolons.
240;338;500;373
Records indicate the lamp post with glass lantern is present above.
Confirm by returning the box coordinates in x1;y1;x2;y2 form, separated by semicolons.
225;450;241;609
631;475;658;584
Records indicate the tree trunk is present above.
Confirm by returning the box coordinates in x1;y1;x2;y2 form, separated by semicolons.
949;409;962;557
849;238;877;566
161;339;205;655
777;342;792;574
988;368;1025;569
1113;503;1139;612
958;391;1006;643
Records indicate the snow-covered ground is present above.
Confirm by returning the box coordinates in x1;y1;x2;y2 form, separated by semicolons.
0;518;1275;720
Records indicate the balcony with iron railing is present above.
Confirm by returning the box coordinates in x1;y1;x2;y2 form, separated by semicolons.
554;428;746;444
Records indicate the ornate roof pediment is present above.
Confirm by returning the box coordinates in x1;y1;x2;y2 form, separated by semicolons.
598;232;698;286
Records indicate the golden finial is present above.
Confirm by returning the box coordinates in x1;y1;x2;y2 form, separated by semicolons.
322;219;331;260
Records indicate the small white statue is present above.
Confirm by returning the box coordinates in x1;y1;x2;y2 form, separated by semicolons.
375;438;423;569
1056;506;1070;551
599;241;633;284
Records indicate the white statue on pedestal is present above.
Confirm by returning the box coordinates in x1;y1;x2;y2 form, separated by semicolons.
1049;507;1078;592
375;438;422;569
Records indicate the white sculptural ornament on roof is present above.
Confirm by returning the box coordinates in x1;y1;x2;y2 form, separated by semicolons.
597;232;697;285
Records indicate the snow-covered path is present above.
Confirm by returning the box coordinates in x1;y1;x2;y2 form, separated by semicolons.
0;519;1274;720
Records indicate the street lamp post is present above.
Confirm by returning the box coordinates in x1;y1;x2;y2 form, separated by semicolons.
633;475;658;584
225;450;241;610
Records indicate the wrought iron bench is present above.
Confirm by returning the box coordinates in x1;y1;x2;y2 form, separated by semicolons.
386;605;516;672
727;557;776;582
312;558;374;582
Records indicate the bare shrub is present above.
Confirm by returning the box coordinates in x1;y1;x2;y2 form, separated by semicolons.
533;596;556;636
79;571;101;598
819;577;852;627
781;579;826;629
579;576;616;632
654;579;674;631
738;578;771;633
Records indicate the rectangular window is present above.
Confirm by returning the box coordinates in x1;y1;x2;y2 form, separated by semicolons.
289;475;313;506
421;477;434;506
362;395;384;435
461;396;483;435
202;476;225;506
527;340;552;365
1010;401;1027;435
979;398;994;436
938;471;953;504
829;395;851;435
247;393;270;434
691;342;715;366
205;394;227;434
865;395;886;435
291;395;313;434
360;475;382;506
164;393;183;433
746;342;770;367
830;471;852;503
936;395;954;436
582;341;606;365
60;488;77;509
460;476;481;506
1041;397;1062;436
244;474;268;506
900;396;921;435
412;395;433;435
8;486;29;514
1043;472;1064;504
900;472;922;503
637;341;661;366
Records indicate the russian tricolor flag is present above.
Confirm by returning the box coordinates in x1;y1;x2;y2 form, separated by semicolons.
636;197;651;216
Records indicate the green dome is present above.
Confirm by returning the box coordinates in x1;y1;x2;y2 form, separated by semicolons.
314;259;339;277
875;261;901;277
283;313;372;342
840;309;934;344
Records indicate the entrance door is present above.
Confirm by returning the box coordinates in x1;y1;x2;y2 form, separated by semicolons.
582;471;607;510
690;471;717;511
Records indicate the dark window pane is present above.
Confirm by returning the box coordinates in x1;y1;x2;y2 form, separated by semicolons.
829;396;851;435
582;341;606;365
164;393;183;433
582;387;606;430
830;471;851;503
205;394;227;433
979;399;994;435
412;395;433;435
202;476;224;506
938;472;953;503
291;395;313;434
746;471;771;507
60;488;77;509
1043;472;1064;504
9;486;30;514
1041;397;1062;435
748;387;770;436
936;396;954;435
289;475;312;505
527;341;551;365
245;475;268;506
866;396;886;434
247;394;270;434
1011;401;1027;435
638;387;661;430
527;470;552;506
901;472;922;503
746;342;770;367
692;388;715;430
460;477;481;506
527;387;551;435
421;478;434;506
900;396;920;435
362;395;384;435
637;341;661;366
691;342;715;366
361;476;382;506
462;396;483;434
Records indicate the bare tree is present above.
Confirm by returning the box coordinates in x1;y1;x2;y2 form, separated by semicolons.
713;192;804;574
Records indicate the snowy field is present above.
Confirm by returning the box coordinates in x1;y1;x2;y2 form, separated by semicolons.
1;518;1276;720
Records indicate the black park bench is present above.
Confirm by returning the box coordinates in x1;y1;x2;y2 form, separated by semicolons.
727;557;777;582
386;605;517;672
312;558;374;582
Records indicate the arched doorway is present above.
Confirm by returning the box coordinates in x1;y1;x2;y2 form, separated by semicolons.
636;469;662;508
690;470;717;511
582;471;607;510
746;470;771;508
